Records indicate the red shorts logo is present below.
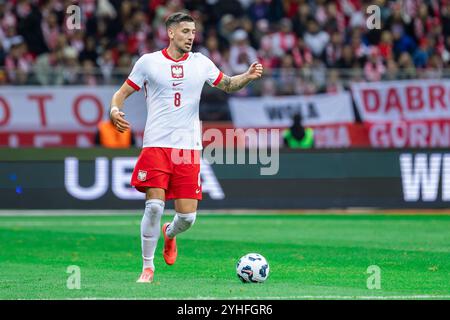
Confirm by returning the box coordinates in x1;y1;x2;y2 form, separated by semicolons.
171;65;184;79
137;170;147;181
131;148;202;200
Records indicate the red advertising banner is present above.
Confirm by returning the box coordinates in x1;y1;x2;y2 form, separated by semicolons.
0;86;146;131
0;123;371;148
3;82;449;148
366;119;450;148
351;80;450;148
0;86;368;148
351;79;450;122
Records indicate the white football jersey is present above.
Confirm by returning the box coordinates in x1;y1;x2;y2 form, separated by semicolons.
126;49;223;150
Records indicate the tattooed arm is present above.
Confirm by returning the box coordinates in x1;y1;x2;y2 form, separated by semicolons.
215;62;263;93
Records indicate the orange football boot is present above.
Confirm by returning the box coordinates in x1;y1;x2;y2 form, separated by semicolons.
162;222;177;265
136;268;154;283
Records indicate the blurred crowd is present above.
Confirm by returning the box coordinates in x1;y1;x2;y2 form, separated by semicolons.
1;0;450;97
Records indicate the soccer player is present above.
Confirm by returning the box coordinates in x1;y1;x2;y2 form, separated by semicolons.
109;12;263;283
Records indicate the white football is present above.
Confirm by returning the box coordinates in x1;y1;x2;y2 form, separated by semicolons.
236;253;270;283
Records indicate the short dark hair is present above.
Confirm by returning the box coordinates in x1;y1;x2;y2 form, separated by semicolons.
165;12;195;29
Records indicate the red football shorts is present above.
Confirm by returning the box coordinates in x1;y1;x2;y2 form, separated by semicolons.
131;147;202;200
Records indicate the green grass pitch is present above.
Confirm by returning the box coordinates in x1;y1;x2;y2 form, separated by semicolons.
0;212;449;299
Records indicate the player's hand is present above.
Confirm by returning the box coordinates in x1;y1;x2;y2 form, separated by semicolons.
110;110;130;133
246;62;263;80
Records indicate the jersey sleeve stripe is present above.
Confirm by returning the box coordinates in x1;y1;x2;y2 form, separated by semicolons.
126;79;141;91
212;71;224;86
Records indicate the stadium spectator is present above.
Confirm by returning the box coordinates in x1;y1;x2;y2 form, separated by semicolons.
33;49;64;85
228;29;257;75
98;49;115;84
217;14;239;45
424;53;444;78
292;3;311;37
5;38;33;84
2;26;22;54
310;57;327;91
283;0;301;19
116;52;133;75
442;36;450;64
324;1;345;34
41;12;60;52
276;53;296;95
0;0;448;101
291;36;313;69
413;38;433;68
283;113;314;149
337;45;356;69
326;69;344;93
97;0;117;20
349;28;368;63
247;0;270;22
69;30;85;54
364;47;386;82
260;77;277;96
295;76;318;96
324;31;343;67
413;3;437;42
392;24;417;58
94;118;136;148
78;36;98;65
397;51;417;79
80;59;99;86
443;3;450;37
200;34;228;73
240;16;258;48
258;36;280;73
378;30;394;61
303;19;329;57
61;46;80;84
268;18;297;57
383;58;400;81
252;18;270;50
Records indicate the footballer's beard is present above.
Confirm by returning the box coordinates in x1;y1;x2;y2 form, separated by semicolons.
176;42;192;53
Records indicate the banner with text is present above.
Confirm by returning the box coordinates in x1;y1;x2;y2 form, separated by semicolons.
351;80;450;148
351;79;450;122
228;93;355;128
1;149;448;209
0;86;147;132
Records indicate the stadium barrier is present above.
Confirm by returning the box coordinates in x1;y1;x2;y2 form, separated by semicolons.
1;79;450;148
1;148;448;210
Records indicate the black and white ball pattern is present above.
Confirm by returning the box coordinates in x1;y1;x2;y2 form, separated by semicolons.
236;253;270;283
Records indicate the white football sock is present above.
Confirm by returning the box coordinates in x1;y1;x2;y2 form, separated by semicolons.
141;199;164;270
166;212;196;239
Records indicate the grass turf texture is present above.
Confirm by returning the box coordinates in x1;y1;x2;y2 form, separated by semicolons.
0;213;449;299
